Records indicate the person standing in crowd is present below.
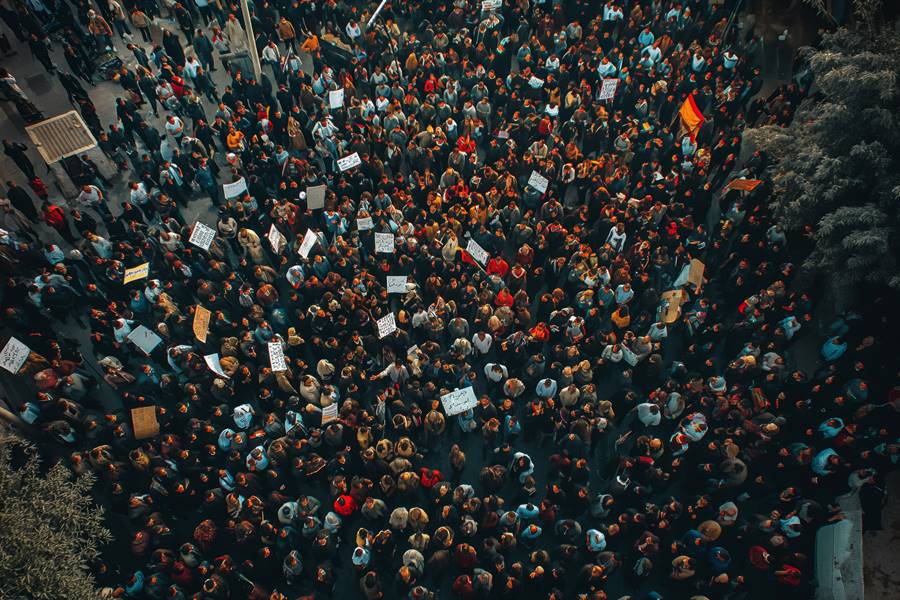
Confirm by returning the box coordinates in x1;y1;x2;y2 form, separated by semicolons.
3;139;36;179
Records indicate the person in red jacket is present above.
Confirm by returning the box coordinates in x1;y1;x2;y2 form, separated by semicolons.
487;256;509;278
495;288;514;308
419;467;442;490
41;201;76;243
334;494;357;516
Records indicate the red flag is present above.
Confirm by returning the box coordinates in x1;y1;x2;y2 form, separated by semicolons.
679;93;705;141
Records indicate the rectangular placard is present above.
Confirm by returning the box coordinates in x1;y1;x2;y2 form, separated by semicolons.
189;222;216;250
131;406;159;440
527;170;549;193
124;262;150;284
306;184;327;210
337;152;361;172
375;232;394;253
321;402;339;423
0;337;30;374
466;238;489;265
268;340;287;372
599;78;618;100
193;305;211;343
267;224;284;253
223;177;248;199
204;353;229;378
386;275;407;293
377;313;397;338
127;325;163;355
440;387;478;416
298;229;317;258
328;89;344;109
357;216;374;230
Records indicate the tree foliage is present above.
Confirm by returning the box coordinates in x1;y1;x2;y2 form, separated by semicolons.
0;435;111;600
746;14;900;290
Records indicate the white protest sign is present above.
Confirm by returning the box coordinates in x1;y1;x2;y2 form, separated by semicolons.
528;170;550;193
528;75;544;87
268;341;287;372
599;78;619;101
387;276;407;294
357;216;374;230
204;353;229;378
440;387;479;416
127;325;163;355
407;344;419;357
306;184;327;210
337;152;361;172
298;229;318;258
376;313;397;338
481;0;502;10
466;238;489;265
328;89;344;109
267;224;284;253
124;262;150;284
321;402;339;424
222;177;248;199
0;337;31;374
189;222;216;250
375;232;395;253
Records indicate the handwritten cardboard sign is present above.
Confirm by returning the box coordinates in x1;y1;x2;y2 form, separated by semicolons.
124;262;150;284
268;340;287;372
599;78;618;100
440;387;478;416
0;337;30;374
387;275;407;293
375;232;394;253
193;305;211;343
527;170;549;193
223;177;248;199
337;152;361;172
376;313;397;338
298;229;317;258
131;405;159;440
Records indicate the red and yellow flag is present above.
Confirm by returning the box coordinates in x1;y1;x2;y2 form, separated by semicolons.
679;93;705;141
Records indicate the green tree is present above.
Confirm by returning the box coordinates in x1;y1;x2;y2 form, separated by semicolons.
0;435;111;600
746;4;900;290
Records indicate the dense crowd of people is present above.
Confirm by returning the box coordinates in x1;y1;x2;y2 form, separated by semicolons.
0;0;897;599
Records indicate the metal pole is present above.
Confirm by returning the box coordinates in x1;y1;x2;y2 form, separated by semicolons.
366;0;390;30
240;0;263;80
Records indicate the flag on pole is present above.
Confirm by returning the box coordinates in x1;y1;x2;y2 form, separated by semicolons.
679;93;705;142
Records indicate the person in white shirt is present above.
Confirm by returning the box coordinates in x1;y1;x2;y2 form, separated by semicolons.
636;403;662;427
371;359;410;385
165;115;184;141
183;56;202;82
484;363;508;383
345;20;362;42
77;184;112;222
261;42;281;78
648;322;668;342
536;378;557;399
472;331;493;355
606;222;627;252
